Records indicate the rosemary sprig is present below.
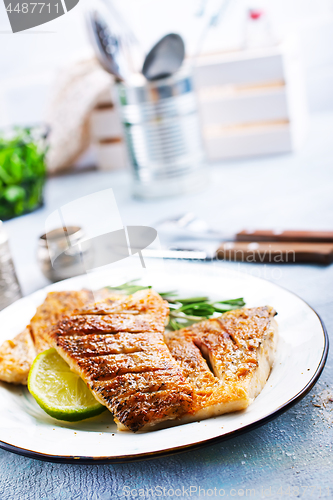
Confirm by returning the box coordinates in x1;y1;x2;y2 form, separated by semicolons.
106;280;245;331
176;296;209;304
168;299;245;330
169;319;184;331
107;280;177;299
107;280;152;295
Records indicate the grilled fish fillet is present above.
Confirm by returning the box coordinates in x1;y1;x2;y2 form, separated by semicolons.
165;306;278;421
48;289;193;432
30;290;95;354
0;328;36;385
0;288;119;385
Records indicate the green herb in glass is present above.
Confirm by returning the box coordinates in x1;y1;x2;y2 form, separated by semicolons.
0;126;48;220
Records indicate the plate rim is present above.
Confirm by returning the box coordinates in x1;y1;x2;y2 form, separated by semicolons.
0;273;329;464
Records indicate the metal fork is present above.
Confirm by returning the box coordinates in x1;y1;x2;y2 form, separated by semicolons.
155;212;231;241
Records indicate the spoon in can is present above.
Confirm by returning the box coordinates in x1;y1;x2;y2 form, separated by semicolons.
142;33;185;81
86;0;142;81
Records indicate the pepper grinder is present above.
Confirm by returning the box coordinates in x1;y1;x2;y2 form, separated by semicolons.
0;221;22;311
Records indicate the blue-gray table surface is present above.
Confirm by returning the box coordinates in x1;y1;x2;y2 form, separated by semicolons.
1;113;333;499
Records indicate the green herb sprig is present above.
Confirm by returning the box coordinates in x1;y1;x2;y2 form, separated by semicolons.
107;280;245;331
0;126;47;220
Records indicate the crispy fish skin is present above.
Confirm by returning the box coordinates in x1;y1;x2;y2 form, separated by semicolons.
48;289;194;432
0;328;36;385
165;306;278;421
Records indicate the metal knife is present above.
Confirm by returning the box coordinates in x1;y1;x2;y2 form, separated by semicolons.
143;242;333;265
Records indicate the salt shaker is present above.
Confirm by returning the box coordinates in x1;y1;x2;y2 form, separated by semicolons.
0;221;22;311
37;226;93;282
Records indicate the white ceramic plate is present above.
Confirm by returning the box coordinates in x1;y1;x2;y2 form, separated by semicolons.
0;263;328;463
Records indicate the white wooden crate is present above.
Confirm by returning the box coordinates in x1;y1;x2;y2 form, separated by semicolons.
90;104;123;140
89;88;127;171
194;36;308;160
204;121;292;160
195;48;285;88
95;140;128;171
198;82;288;126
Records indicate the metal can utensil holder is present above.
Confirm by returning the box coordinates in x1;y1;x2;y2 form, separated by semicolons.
0;221;22;311
117;70;208;199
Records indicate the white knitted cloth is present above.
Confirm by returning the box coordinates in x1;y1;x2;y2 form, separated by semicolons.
46;58;114;173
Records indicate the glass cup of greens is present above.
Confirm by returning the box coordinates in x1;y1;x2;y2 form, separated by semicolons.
0;125;48;221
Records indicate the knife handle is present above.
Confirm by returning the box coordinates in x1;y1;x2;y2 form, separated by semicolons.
236;230;333;243
216;241;333;265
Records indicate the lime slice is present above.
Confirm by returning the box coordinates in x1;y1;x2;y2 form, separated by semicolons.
28;348;106;422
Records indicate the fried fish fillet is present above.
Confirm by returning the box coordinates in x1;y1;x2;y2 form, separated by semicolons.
30;290;96;354
48;289;193;432
0;288;119;385
0;328;36;385
165;306;278;421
